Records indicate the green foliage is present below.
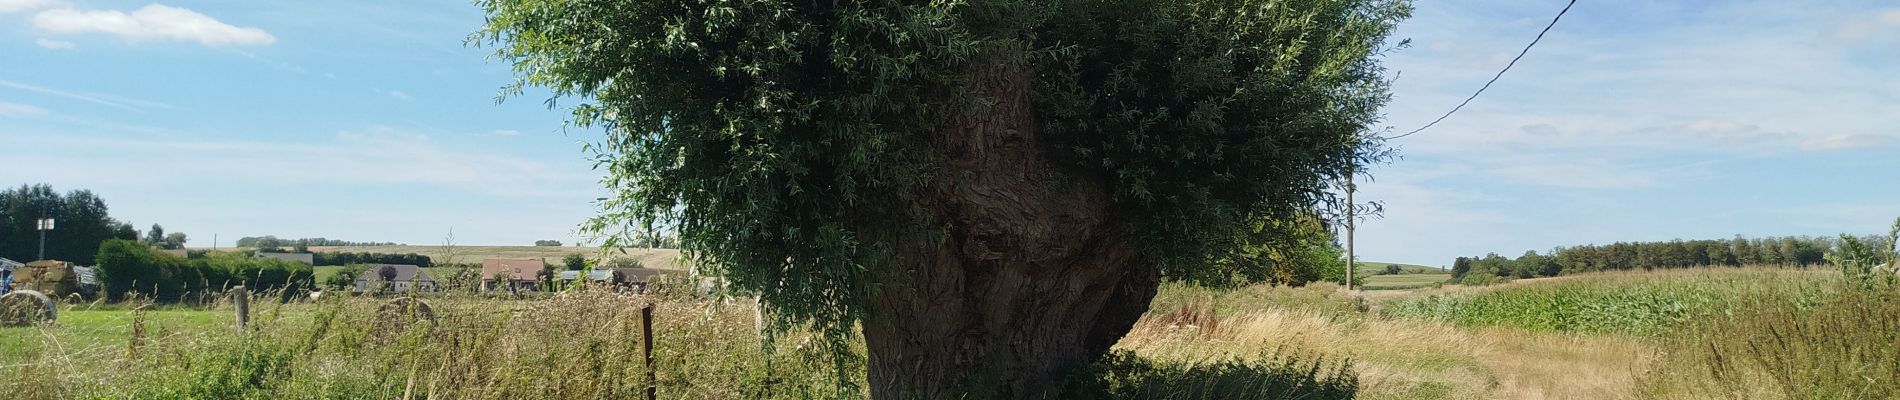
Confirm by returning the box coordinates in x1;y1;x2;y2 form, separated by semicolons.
1648;216;1900;398
0;183;138;264
312;252;432;267
161;232;188;250
605;257;645;269
533;240;562;247
1456;235;1835;278
143;224;167;248
1053;351;1358;400
96;239;187;301
1384;270;1835;336
561;253;587;271
1451;254;1511;285
1217;212;1359;288
1827;216;1900;290
323;264;367;290
1643;281;1900;399
1031;0;1407;285
476;0;1407;380
95;240;315;302
235;236;399;248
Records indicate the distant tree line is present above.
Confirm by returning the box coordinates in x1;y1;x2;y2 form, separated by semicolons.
312;252;433;267
1452;235;1840;283
94;239;315;301
0;184;139;264
235;236;403;252
534;240;563;246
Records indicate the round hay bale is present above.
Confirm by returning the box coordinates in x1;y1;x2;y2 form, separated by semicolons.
369;297;436;343
0;290;58;326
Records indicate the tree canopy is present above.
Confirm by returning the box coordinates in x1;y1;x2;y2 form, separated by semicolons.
478;0;1405;396
0;184;137;264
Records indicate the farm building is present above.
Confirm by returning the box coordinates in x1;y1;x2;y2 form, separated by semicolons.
353;264;438;293
482;258;548;291
255;252;316;265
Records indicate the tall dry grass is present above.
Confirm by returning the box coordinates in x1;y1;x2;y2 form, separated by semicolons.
1641;282;1900;399
3;281;1366;399
2;285;858;400
1118;281;1654;400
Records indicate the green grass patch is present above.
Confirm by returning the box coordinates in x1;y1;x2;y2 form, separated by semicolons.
0;307;230;363
1380;269;1836;336
1361;273;1450;290
1357;261;1444;275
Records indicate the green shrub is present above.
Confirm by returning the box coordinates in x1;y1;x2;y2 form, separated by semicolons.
94;240;314;302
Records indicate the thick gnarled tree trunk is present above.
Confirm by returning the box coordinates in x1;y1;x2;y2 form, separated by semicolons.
859;59;1161;399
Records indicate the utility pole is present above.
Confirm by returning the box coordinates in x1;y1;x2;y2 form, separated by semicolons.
1345;165;1355;292
36;218;55;261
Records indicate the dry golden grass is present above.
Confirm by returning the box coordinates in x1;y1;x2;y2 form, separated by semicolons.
1117;282;1657;400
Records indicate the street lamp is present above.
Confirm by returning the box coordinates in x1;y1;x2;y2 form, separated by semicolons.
36;218;54;260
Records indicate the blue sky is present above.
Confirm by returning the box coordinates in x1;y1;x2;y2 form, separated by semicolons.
3;1;1899;265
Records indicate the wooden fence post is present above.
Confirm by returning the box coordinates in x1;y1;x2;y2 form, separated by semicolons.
643;302;656;400
234;286;250;332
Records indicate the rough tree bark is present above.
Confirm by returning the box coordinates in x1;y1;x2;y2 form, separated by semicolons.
859;57;1161;399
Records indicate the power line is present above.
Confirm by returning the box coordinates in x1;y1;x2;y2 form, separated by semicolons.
1387;0;1578;140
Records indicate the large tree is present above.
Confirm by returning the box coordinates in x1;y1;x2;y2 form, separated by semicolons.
477;0;1406;397
0;184;137;264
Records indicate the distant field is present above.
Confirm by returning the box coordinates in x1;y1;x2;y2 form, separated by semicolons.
1356;261;1445;275
305;245;690;270
1380;268;1839;336
1361;273;1451;290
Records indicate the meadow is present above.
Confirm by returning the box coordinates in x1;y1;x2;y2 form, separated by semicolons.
305;246;689;270
1356;262;1452;291
2;266;1888;399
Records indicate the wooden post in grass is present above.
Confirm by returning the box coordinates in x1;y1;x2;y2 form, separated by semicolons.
643;302;656;400
234;286;250;332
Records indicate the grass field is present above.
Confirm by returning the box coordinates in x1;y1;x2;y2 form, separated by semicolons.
1361;273;1451;290
304;245;690;270
1356;261;1445;275
4;267;1886;399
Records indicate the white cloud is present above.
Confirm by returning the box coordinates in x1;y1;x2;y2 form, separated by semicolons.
0;100;48;117
34;38;73;49
492;129;520;137
1799;134;1894;152
32;4;275;47
0;0;55;14
388;90;412;101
